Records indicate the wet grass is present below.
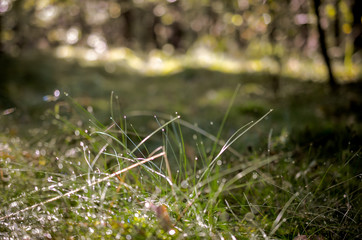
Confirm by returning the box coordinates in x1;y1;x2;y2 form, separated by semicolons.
0;54;361;239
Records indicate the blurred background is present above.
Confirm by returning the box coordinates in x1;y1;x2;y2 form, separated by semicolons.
0;0;361;132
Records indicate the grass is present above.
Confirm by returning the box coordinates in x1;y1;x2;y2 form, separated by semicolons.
0;54;361;239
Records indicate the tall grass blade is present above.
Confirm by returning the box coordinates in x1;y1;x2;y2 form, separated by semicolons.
270;191;300;236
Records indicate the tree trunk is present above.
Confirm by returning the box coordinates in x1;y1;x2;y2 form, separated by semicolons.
334;0;341;47
313;0;338;90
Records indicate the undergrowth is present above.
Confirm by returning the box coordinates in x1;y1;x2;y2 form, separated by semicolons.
0;90;361;239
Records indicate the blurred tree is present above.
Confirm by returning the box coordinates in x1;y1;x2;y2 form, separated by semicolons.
351;0;362;51
313;0;337;89
0;0;360;85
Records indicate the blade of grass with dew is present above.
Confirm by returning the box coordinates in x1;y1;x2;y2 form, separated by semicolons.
176;118;188;179
162;146;174;195
110;91;127;148
314;164;333;194
163;122;180;170
209;84;241;160
154;116;179;176
110;118;148;159
64;92;105;130
129;116;180;156
197;109;273;185
269;191;300;236
128;121;149;157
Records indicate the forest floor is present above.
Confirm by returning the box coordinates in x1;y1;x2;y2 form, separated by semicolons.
0;53;361;239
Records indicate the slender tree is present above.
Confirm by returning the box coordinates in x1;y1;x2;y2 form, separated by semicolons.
313;0;338;90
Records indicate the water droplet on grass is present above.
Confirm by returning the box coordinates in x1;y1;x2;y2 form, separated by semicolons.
181;180;189;188
54;89;60;97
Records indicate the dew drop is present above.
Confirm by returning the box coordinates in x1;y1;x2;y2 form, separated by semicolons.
181;180;189;189
217;160;222;166
54;89;60;97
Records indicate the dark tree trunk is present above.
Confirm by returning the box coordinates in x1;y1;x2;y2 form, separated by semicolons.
151;16;161;49
334;0;341;47
351;0;362;51
313;0;338;90
123;9;133;47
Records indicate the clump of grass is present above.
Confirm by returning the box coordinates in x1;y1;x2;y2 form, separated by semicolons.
0;90;361;239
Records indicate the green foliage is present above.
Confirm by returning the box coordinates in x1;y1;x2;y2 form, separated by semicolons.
1;75;361;238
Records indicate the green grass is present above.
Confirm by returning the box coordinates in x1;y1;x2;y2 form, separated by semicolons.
1;92;361;239
0;54;361;239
